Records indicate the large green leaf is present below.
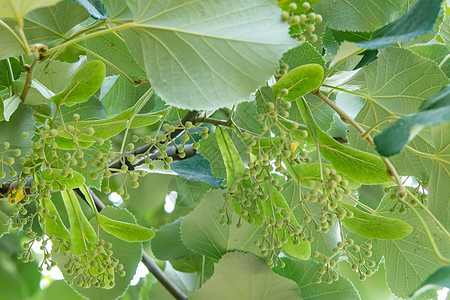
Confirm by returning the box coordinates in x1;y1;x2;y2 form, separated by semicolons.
409;44;450;78
190;252;302;300
24;0;90;43
151;217;193;261
180;190;262;261
0;25;24;60
347;47;448;180
0;0;61;25
356;0;442;49
122;0;297;110
439;14;450;49
274;257;359;300
0;103;35;185
280;42;326;71
80;32;146;79
428;125;450;230
313;0;408;32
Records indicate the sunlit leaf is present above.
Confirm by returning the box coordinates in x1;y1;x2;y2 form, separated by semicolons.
122;0;297;110
190;252;302;300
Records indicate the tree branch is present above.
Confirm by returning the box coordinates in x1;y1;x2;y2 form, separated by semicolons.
75;188;188;300
108;111;198;171
20;56;39;101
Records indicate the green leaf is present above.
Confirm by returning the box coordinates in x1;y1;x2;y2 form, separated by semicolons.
284;163;361;189
273;257;359;300
97;212;155;242
0;25;24;60
151;217;193;260
53;206;143;300
0;103;35;185
439;15;450;49
313;0;408;32
190;252;302;300
73;0;107;19
99;75;151;115
374;107;450;157
215;127;245;187
272;64;324;101
409;44;450;78
41;169;86;190
40;196;70;241
233;101;264;135
170;154;223;188
81;33;146;79
347;48;448;180
195;134;227;180
428;125;450;230
2;94;21;121
60;189;97;255
122;0;297;110
280;42;326;71
24;0;90;43
411;266;450;298
340;202;413;240
357;0;442;49
51;60;106;107
0;0;61;24
180;190;262;261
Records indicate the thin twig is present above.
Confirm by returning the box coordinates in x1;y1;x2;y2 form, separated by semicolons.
75;188;188;300
20;56;40;101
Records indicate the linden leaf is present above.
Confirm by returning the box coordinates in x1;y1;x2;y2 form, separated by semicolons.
51;60;106;107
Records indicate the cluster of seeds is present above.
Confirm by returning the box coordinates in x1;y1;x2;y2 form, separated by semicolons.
62;240;125;289
280;2;322;43
0;142;21;178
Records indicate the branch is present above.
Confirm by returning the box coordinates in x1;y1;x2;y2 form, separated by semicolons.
20;56;39;101
75;188;188;300
108;111;198;171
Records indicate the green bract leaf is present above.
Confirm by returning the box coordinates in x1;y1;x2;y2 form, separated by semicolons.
262;184;311;260
284;163;361;189
40;197;70;241
122;0;297;110
41;169;85;190
60;190;97;255
272;64;323;101
313;0;408;32
317;130;391;184
190;252;302;300
357;0;442;49
51;60;106;107
340;202;413;240
216;127;245;187
0;210;10;238
180;190;262;261
97;213;155;242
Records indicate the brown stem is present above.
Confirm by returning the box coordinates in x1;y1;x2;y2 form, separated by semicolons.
20;56;39;101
